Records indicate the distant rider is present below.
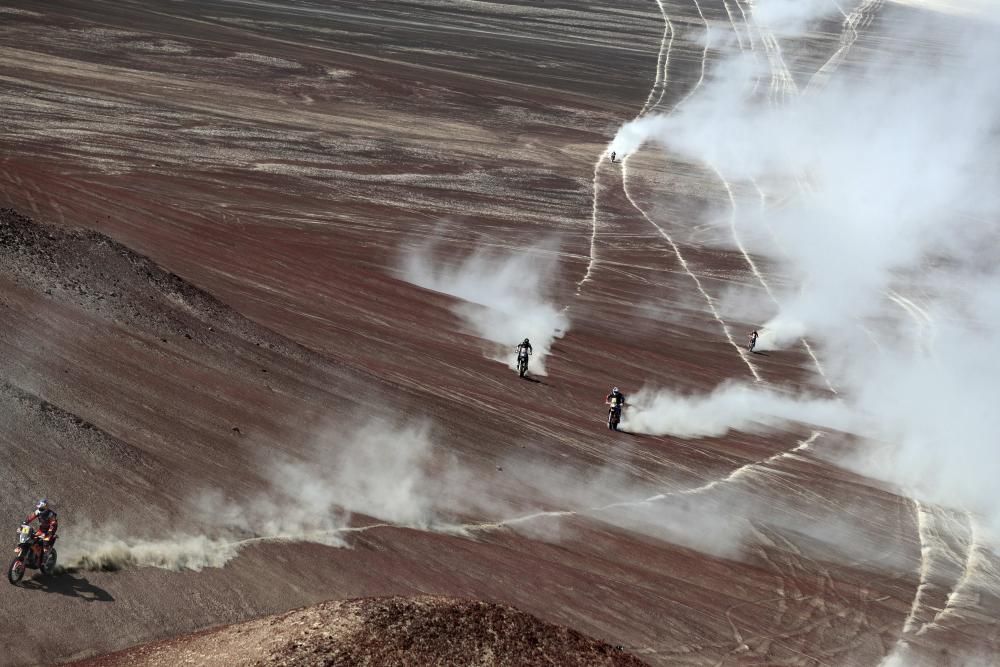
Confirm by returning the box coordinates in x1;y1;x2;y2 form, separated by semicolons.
610;151;617;163
748;330;759;352
23;498;58;556
516;338;533;358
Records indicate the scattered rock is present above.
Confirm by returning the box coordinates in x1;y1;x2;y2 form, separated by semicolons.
69;596;650;666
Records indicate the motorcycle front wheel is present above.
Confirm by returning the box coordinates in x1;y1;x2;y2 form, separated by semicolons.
8;557;25;585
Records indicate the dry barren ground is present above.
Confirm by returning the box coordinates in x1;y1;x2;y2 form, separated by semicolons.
71;595;650;667
0;1;998;666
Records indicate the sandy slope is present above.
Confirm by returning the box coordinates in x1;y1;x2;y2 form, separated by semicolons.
0;1;997;666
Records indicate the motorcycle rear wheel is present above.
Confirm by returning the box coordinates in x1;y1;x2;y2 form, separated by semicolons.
41;548;57;576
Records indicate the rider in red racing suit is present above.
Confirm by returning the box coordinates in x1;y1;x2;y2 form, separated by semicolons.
24;498;58;555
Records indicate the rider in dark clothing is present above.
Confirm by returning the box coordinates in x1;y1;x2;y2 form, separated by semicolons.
606;387;626;410
516;338;533;357
24;498;57;555
606;387;626;430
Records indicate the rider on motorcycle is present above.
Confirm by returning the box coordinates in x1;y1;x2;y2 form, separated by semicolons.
606;386;626;412
748;330;759;352
606;387;626;430
516;338;533;358
23;498;57;556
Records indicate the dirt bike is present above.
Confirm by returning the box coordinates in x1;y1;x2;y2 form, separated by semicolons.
607;398;624;431
517;350;530;378
8;524;57;585
747;336;757;353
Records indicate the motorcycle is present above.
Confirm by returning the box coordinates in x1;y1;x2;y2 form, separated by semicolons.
747;335;757;353
8;524;57;585
607;397;624;431
516;350;529;378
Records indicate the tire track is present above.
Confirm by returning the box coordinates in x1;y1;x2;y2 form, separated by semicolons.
733;7;953;658
729;7;946;659
83;429;826;571
576;0;674;293
805;0;884;94
713;5;982;664
900;500;937;636
622;161;763;382
671;0;711;114
640;0;676;117
713;161;837;392
620;0;763;382
672;1;833;391
466;431;823;533
576;155;604;291
916;511;980;635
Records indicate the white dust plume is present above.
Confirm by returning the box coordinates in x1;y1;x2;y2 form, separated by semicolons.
263;417;472;529
751;0;839;33
610;8;1000;531
402;241;569;375
891;0;1000;25
61;530;248;572
622;383;850;438
61;417;476;572
612;35;1000;336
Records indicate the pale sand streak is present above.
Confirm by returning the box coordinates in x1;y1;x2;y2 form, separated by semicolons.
713;165;838;392
740;5;864;394
576;155;604;291
917;512;981;633
819;3;951;647
639;0;675;118
722;0;745;50
91;430;826;568
577;0;674;291
467;431;823;532
622;160;763;382
697;0;834;388
901;500;937;635
735;7;950;657
731;0;763;94
652;1;677;111
472;0;876;536
621;0;762;382
671;0;711;115
805;0;883;94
